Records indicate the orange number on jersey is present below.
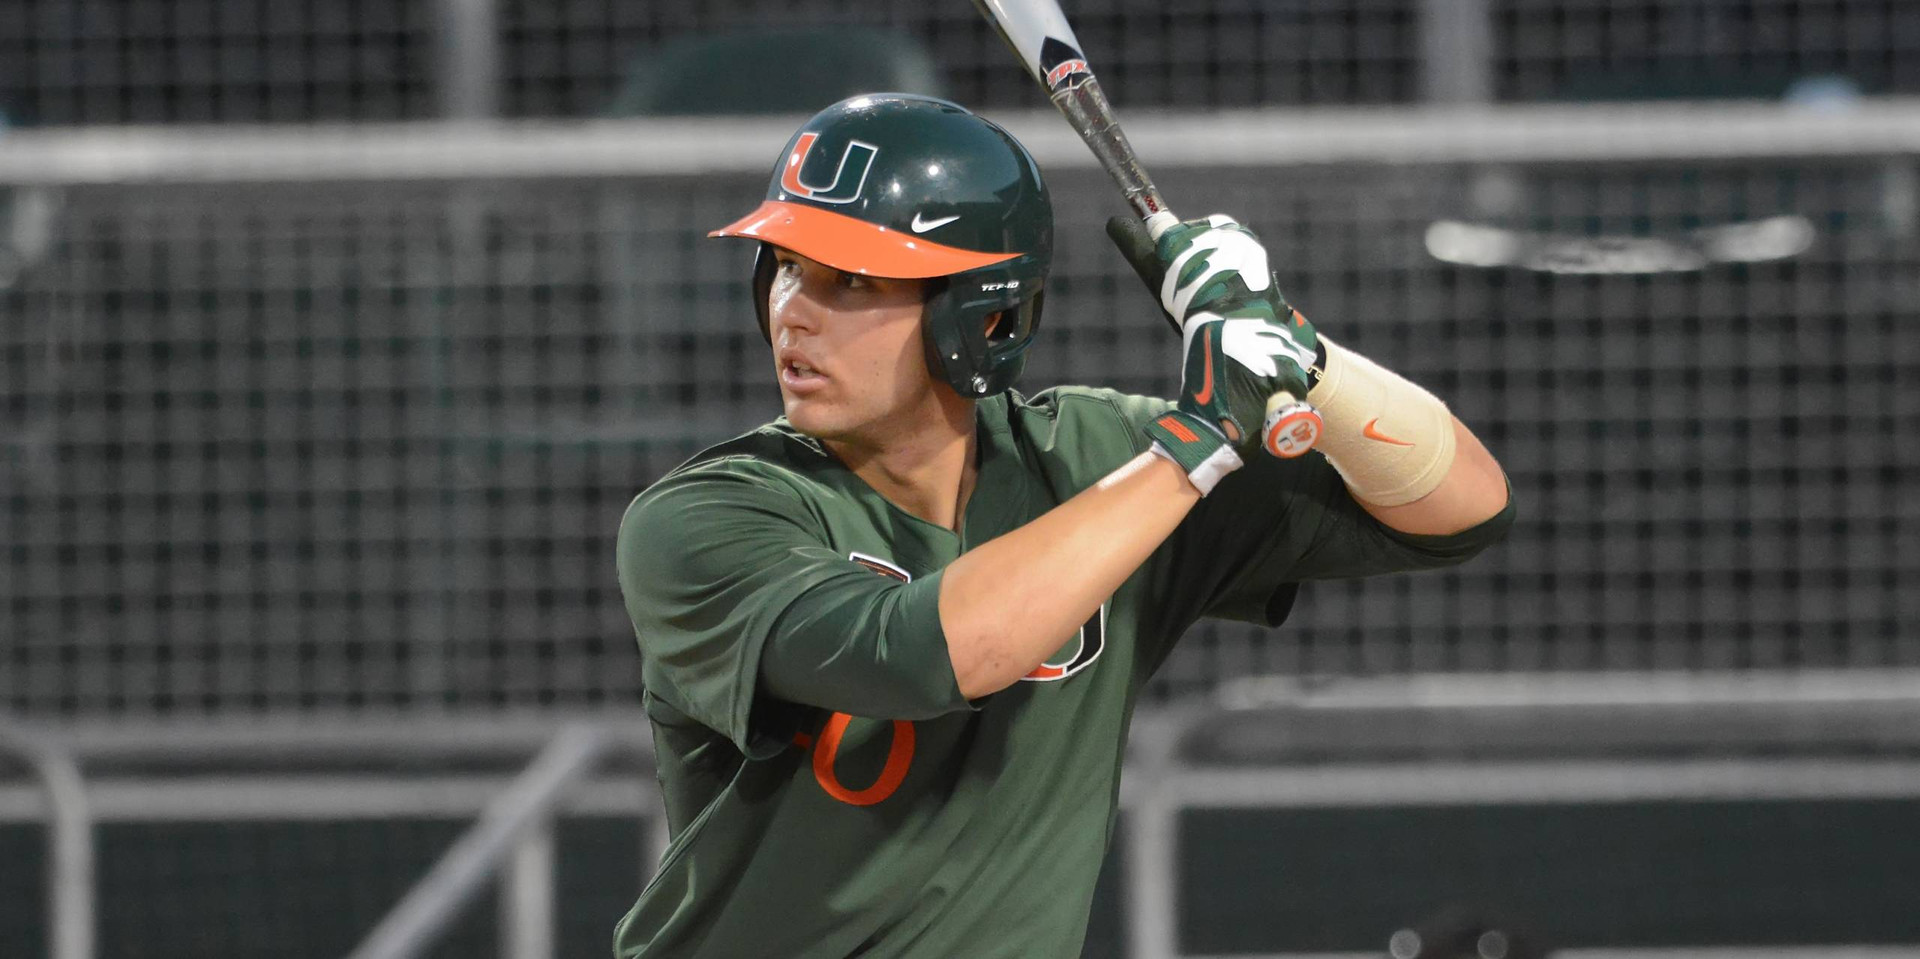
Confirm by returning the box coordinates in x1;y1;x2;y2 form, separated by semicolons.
810;712;915;807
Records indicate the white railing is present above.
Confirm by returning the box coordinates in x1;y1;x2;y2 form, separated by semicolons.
0;724;92;959
0;713;664;959
344;723;617;959
9;670;1920;959
1;99;1917;187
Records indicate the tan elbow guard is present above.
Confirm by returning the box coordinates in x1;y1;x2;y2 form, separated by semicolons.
1304;337;1456;507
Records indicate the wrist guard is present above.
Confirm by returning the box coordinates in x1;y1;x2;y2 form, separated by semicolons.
1144;409;1244;496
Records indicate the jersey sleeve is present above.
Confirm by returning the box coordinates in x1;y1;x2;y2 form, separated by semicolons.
617;464;972;758
1078;391;1512;646
1173;447;1516;626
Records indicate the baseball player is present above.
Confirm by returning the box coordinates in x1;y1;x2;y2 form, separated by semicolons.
614;94;1512;958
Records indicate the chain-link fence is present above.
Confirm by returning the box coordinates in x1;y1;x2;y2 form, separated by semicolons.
6;8;1919;959
6;1;1918;126
6;110;1916;719
0;0;441;125
1494;0;1920;102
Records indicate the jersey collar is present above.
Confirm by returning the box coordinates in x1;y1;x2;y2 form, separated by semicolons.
957;393;1036;548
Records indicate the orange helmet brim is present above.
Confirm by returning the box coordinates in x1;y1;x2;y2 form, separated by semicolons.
709;200;1019;279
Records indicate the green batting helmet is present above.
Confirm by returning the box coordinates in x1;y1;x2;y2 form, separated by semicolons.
710;94;1053;397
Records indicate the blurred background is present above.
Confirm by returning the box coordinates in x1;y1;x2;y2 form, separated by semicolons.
1;1;1917;957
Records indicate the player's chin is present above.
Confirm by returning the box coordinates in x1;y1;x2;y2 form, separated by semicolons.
789;406;884;447
781;397;842;438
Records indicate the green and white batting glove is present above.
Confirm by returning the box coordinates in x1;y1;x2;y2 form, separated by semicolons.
1108;214;1325;492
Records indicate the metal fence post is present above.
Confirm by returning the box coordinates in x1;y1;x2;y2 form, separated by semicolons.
502;815;556;959
0;723;95;959
437;0;499;119
346;724;609;959
1123;714;1187;959
1420;0;1494;104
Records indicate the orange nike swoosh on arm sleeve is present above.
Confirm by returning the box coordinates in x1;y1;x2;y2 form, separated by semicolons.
1362;417;1415;447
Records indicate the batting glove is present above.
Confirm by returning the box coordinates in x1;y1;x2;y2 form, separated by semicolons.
1108;214;1323;474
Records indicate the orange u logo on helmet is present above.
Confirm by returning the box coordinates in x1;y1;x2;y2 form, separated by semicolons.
779;132;880;205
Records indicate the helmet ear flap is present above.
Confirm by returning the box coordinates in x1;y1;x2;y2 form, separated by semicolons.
1001;289;1044;346
751;243;777;343
920;270;1044;397
920;276;975;395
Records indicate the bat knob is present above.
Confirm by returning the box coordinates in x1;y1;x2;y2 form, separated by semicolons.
1263;394;1322;458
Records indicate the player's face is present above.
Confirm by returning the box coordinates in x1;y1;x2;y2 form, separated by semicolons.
765;248;942;444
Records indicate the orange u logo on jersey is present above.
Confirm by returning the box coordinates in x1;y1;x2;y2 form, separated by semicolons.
793;714;915;807
792;553;1106;807
846;552;1106;683
1022;604;1107;682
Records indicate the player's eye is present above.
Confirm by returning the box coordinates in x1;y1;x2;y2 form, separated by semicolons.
837;271;871;291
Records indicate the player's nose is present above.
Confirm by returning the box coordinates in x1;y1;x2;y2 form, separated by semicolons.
769;285;827;339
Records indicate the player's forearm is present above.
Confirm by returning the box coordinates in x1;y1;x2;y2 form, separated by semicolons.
939;451;1197;698
1305;336;1510;536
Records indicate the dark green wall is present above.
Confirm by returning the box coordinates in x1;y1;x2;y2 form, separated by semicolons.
3;800;1915;957
0;818;642;959
1182;799;1920;953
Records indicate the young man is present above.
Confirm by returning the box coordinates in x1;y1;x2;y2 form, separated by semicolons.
615;94;1512;958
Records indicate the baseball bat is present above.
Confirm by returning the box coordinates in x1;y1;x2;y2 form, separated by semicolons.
968;0;1177;238
969;0;1322;458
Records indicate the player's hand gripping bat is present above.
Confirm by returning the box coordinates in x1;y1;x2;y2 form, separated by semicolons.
970;0;1322;458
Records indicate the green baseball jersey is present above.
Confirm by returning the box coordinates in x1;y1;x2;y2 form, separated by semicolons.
614;386;1511;958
